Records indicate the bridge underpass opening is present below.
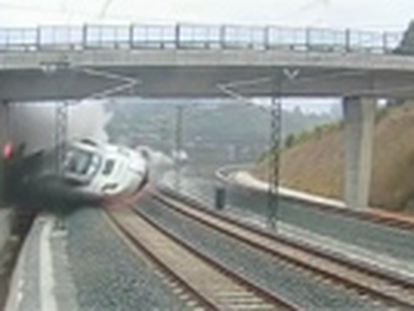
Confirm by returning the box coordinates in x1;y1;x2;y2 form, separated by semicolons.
2;24;414;214
2;50;408;215
4;85;380;220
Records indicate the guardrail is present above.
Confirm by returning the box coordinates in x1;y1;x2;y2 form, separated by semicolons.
0;24;411;55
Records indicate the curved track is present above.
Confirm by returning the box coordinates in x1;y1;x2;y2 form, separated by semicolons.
218;167;414;232
152;188;414;310
106;206;299;310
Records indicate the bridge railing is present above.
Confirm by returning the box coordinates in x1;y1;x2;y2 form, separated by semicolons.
0;28;38;51
179;24;222;48
38;26;84;50
132;25;176;48
0;24;411;55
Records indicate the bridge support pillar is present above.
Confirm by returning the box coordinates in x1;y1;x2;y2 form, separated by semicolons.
342;97;376;209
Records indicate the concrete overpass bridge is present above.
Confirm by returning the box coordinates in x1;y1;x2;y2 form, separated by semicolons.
1;23;414;210
0;24;413;100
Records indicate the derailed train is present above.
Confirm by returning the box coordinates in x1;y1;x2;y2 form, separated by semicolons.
21;139;149;205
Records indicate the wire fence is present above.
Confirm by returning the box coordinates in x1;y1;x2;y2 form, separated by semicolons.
0;24;410;54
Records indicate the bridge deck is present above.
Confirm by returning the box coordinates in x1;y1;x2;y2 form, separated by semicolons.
1;24;414;100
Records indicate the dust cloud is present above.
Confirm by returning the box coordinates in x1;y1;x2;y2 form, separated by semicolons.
8;100;110;155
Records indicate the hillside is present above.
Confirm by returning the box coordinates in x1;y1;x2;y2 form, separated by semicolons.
105;99;336;166
254;103;414;212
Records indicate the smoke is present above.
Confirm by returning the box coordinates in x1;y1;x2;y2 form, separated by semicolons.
9;100;110;155
67;100;110;142
136;145;174;181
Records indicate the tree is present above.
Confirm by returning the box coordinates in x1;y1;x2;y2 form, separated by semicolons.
394;20;414;55
285;134;296;148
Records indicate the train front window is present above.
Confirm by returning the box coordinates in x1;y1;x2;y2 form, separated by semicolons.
102;159;115;176
65;149;95;176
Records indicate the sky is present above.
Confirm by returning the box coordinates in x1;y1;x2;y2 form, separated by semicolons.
0;0;412;32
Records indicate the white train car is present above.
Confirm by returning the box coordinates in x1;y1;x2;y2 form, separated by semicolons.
21;139;149;205
62;139;149;202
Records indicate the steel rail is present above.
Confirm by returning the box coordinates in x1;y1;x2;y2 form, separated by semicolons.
105;211;218;311
107;208;300;310
153;188;414;310
217;166;414;232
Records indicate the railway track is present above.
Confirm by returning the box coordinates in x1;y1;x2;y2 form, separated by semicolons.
106;207;299;310
285;194;414;232
218;167;414;232
151;188;414;310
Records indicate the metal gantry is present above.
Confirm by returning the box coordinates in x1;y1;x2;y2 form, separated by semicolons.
0;101;10;203
55;101;69;176
216;73;284;229
267;76;283;230
3;101;10;142
174;105;184;191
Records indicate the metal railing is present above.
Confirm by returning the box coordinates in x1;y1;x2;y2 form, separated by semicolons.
0;23;411;55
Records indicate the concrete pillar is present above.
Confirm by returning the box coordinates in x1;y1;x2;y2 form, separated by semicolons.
342;96;376;209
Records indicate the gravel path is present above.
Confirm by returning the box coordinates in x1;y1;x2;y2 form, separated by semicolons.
138;197;386;311
65;207;188;311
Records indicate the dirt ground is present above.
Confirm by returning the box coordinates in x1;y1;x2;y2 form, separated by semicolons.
254;104;414;212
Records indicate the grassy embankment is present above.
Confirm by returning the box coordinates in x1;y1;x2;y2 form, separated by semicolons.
253;104;414;212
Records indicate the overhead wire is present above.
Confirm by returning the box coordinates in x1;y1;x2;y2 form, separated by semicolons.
97;0;115;19
0;0;136;24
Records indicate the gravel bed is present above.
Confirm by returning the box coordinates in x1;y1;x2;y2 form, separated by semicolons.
138;198;386;311
65;207;188;311
159;170;216;206
160;169;414;264
226;183;414;263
